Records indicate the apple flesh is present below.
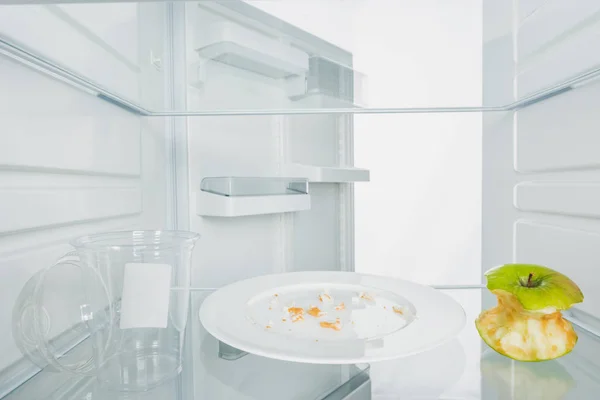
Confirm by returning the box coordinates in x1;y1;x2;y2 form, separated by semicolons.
475;264;583;362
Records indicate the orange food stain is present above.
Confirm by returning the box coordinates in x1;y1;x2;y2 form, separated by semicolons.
292;314;304;323
288;307;304;316
320;320;342;331
360;293;373;301
319;293;332;302
265;325;272;329
335;302;345;311
393;306;404;315
281;318;287;322
307;306;325;317
285;306;305;322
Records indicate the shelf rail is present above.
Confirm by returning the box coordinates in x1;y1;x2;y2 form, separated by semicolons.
3;35;600;117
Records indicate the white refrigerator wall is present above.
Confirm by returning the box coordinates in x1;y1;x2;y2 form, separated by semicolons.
0;3;171;371
185;2;355;289
483;0;600;324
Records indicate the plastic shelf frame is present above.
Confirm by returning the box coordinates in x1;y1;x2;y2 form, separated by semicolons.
197;177;311;217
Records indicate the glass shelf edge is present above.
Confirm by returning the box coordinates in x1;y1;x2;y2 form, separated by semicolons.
3;33;600;116
0;36;150;116
565;309;600;341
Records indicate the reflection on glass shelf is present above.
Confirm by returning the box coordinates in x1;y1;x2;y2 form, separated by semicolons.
198;177;310;217
1;1;600;116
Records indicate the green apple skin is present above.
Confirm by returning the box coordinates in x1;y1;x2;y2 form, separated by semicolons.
485;264;583;311
476;264;583;362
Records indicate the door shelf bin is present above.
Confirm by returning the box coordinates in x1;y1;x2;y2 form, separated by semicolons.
285;164;370;183
287;56;367;108
197;177;310;217
194;20;309;79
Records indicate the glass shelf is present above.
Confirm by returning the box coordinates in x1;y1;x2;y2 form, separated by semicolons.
1;290;370;400
2;287;599;399
369;287;600;400
1;1;600;116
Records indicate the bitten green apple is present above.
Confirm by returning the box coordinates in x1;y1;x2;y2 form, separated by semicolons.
475;264;583;362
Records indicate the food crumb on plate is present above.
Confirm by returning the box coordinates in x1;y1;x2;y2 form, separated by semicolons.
359;292;374;301
287;306;304;315
285;306;303;314
393;306;404;315
335;302;345;311
292;314;304;322
318;291;334;304
307;306;326;317
320;320;342;331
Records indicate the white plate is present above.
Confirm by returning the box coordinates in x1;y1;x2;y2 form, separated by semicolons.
199;271;466;364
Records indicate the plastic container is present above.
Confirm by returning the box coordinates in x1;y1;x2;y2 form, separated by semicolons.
12;230;199;392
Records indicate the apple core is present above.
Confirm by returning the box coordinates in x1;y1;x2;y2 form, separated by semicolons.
476;264;584;362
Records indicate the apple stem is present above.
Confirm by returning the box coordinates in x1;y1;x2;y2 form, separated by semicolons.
527;273;534;288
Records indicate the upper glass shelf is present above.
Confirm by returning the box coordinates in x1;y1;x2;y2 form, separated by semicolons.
1;0;599;116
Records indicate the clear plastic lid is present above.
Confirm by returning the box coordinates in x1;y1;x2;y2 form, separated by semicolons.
12;230;200;386
12;253;110;375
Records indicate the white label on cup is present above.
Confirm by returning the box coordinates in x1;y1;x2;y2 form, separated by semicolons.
120;263;172;329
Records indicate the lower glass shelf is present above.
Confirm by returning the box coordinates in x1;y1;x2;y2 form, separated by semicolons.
369;287;600;400
3;288;600;399
2;290;369;400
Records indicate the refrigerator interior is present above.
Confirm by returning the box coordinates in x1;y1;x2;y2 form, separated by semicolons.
1;0;600;398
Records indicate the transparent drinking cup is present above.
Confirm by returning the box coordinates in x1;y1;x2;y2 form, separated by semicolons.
13;230;199;392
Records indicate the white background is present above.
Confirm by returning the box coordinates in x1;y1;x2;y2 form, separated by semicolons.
252;0;483;285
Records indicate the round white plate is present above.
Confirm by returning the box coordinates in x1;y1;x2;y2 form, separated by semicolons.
199;271;466;364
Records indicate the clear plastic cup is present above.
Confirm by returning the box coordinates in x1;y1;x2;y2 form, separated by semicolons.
13;230;199;392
